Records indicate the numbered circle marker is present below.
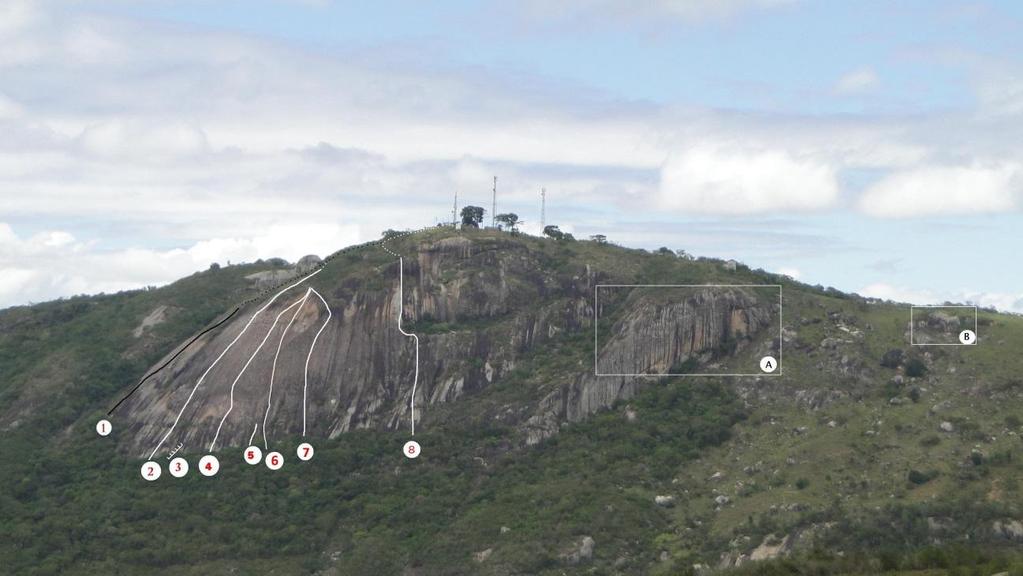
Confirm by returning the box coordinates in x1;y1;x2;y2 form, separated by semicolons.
403;440;421;459
141;461;162;481
297;442;314;461
243;446;262;465
959;329;977;345
169;457;189;478
199;454;220;477
265;451;284;470
759;356;778;373
96;419;112;437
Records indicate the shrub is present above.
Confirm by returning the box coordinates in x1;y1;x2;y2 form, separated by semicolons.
880;349;904;368
905;357;928;378
908;469;937;485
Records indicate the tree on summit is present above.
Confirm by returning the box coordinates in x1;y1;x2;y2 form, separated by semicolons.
495;213;519;231
543;225;564;240
461;205;485;228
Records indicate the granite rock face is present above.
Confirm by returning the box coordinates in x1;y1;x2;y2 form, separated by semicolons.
120;235;776;457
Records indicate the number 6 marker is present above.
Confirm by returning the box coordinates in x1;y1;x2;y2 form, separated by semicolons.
266;451;284;470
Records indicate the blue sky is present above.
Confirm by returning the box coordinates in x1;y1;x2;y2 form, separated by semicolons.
1;0;1022;311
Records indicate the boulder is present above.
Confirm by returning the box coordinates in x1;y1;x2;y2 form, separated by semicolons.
561;536;595;565
993;520;1023;542
655;495;675;507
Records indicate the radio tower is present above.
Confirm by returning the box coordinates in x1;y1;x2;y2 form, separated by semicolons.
540;187;546;229
491;176;497;228
452;190;458;227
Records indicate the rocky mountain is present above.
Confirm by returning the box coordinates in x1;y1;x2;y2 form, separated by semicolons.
117;231;782;458
2;226;1023;576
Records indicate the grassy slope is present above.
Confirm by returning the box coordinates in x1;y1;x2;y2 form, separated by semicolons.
0;227;1021;575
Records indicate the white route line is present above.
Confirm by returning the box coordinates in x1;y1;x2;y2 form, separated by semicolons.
248;423;258;447
395;257;420;436
303;288;332;437
208;295;306;453
263;288;312;449
148;269;322;459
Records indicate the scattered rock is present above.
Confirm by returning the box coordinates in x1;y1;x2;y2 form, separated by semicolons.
820;337;841;349
940;421;955;433
561;536;595;565
500;526;511;534
133;305;169;338
927;516;954;534
295;254;322;273
750;534;791;561
655;495;675;507
473;548;493;563
714;495;731;506
993;520;1023;542
710;471;724;481
624;405;638;422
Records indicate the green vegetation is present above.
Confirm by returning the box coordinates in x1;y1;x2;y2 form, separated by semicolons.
3;225;1023;574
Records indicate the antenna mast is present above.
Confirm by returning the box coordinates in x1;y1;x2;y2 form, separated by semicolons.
453;190;458;227
491;176;497;228
540;187;546;229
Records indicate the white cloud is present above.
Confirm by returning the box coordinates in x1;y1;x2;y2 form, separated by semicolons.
859;282;1023;314
777;266;801;279
858;162;1020;218
658;145;839;214
834;67;879;94
0;221;360;308
516;0;797;23
0;1;1022;308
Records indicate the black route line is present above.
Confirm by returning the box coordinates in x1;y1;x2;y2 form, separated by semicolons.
107;307;240;415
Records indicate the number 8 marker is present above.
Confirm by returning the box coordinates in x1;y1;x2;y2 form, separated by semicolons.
403;440;421;459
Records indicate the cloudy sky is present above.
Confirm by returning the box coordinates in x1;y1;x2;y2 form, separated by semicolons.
1;0;1022;312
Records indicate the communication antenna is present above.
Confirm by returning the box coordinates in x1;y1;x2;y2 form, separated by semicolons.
492;176;497;228
540;187;546;230
453;190;458;227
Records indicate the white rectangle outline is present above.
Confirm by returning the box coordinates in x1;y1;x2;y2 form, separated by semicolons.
594;284;783;377
909;305;978;346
